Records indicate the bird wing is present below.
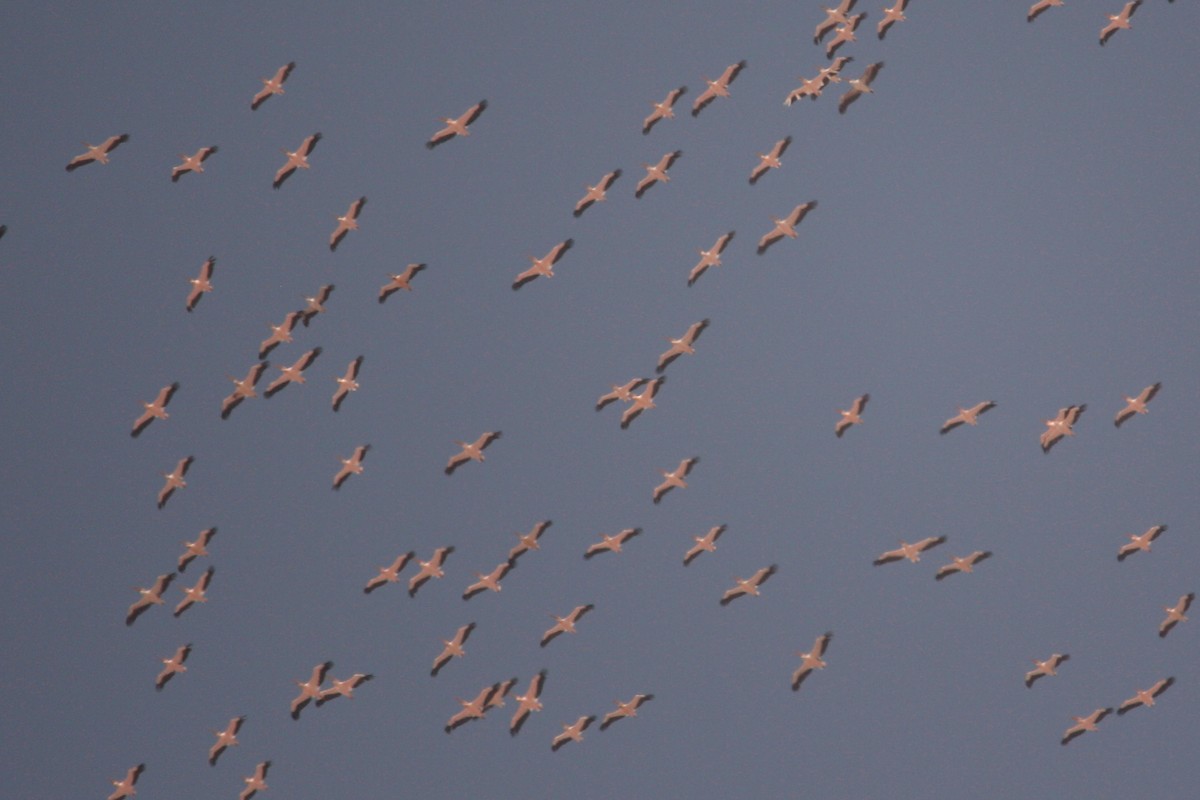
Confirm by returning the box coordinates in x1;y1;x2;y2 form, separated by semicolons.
547;238;574;265
461;99;488;126
813;632;833;657
298;132;322;156
757;226;783;254
272;162;296;189
476;431;501;450
682;318;710;345
873;548;905;566
785;200;818;228
1138;382;1161;404
751;565;778;586
1150;676;1174;697
851;393;869;415
512;263;543;290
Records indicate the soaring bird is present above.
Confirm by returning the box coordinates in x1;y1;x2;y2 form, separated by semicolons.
596;378;650;412
251;61;295;109
825;14;865;58
444;431;502;475
363;551;415;594
835;393;869;437
510;670;548;736
1114;382;1161;427
838;61;884;114
171;146;218;182
688;231;736;285
1025;653;1070;688
157;456;194;509
66;134;129;171
1118;524;1168;561
684;524;727;566
431;623;477;677
178;527;216;572
749;137;791;186
185;256;216;312
600;694;653;730
316;673;374;705
258;310;302;360
1117;677;1174;714
155;643;192;691
208;716;245;766
329;196;366;251
756;201;818;254
508;520;553;563
426;99;488;148
107;764;145;800
720;565;778;605
131;382;180;437
332;356;363;412
263;348;322;398
1027;0;1064;23
332;444;370;490
512;239;575;290
657;319;709;372
126;573;175;626
691;60;746;117
939;401;996;435
541;604;594;647
1159;593;1193;638
1039;404;1086;453
552;715;597;751
792;632;833;691
173;566;214;617
584;527;641;559
445;683;499;733
784;73;832;105
300;284;334;326
378;263;427;303
272;132;321;189
1061;708;1113;745
290;661;333;720
238;761;272;800
1099;1;1142;45
653;456;700;504
486;678;518;712
573;169;622;217
934;551;992;580
635;150;682;198
409;546;455;597
814;0;858;44
642;86;687;135
620;376;666;430
877;0;908;39
873;536;946;565
221;362;269;419
462;561;514;599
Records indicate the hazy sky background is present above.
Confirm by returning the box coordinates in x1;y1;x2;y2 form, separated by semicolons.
2;2;1198;798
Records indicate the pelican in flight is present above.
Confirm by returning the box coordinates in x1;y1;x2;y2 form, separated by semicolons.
332;356;363;412
688;230;736;286
409;546;455;597
1159;593;1193;638
300;284;334;326
757;201;818;255
792;632;833;691
825;14;864;58
1028;0;1064;23
934;551;992;580
178;527;216;572
426;99;488;149
378;263;427;303
171;146;218;182
552;715;597;751
512;238;575;290
329;196;366;252
251;61;295;109
1118;524;1168;561
238;761;271;800
487;678;518;711
264;348;322;398
691;60;746;117
574;169;622;217
126;573;175;626
1039;404;1086;453
684;524;727;566
877;0;907;39
66;134;129;171
209;716;245;766
541;604;594;647
107;764;145;800
835;393;869;437
316;673;374;705
173;566;214;617
635;150;682;198
643;86;687;135
838;61;884;114
290;661;332;720
1114;382;1160;427
445;683;499;733
155;643;192;691
258;311;302;360
131;382;179;437
508;520;553;563
185;256;215;313
332;444;370;490
445;431;502;475
510;670;548;736
221;362;269;419
272;132;321;189
596;378;650;412
653;456;700;504
584;527;641;559
1100;1;1142;45
939;401;996;435
1061;708;1112;745
462;561;514;599
620;376;666;430
657;319;709;372
431;623;477;676
363;551;415;594
600;694;653;730
814;0;858;44
785;73;831;105
1117;677;1174;714
720;564;778;605
873;536;946;565
1025;653;1070;688
749;137;791;186
157;456;194;509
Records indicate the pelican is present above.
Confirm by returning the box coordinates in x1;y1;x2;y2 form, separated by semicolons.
258;310;302;359
939;401;996;435
510;670;548;736
574;169;622;217
426;99;488;148
1114;382;1160;427
171;146;218;182
208;716;245;766
444;431;502;475
600;694;653;730
814;0;858;44
1100;1;1142;45
329;196;366;252
1117;677;1174;714
1061;708;1112;745
653;456;700;504
463;561;514;599
635;150;682;198
263;348;322;398
620;376;666;429
272;132;321;189
221;362;269;419
541;604;594;647
157;456;194;509
512;238;575;290
290;661;333;720
131;381;179;437
378;263;427;303
300;284;334;326
657;319;709;372
508;520;553;562
877;0;907;39
792;632;833;691
251;61;295;109
316;673;373;705
825;14;865;58
126;573;175;626
445;683;499;733
1025;653;1070;688
331;355;363;412
835;393;869;437
819;55;854;83
107;764;144;800
155;643;192;691
688;231;736;285
239;761;271;800
583;527;641;559
185;256;215;313
748;137;791;186
332;444;370;490
66;134;129;171
784;74;830;105
720;565;778;605
487;677;519;711
364;551;415;594
1159;593;1193;638
873;536;946;565
596;378;650;412
692;60;747;117
934;551;992;580
1028;0;1064;23
838;61;883;114
432;623;478;677
552;715;597;751
684;524;727;566
178;527;217;572
757;201;818;254
409;546;455;597
1039;404;1086;453
173;566;214;617
642;86;687;135
1118;524;1168;561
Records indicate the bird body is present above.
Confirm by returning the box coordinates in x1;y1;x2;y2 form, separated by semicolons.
329;196;366;251
1061;708;1112;745
1114;382;1160;427
252;62;295;109
510;670;548;735
364;551;415;593
379;263;427;303
835;393;869;437
409;546;455;596
574;170;621;217
509;520;553;562
157;456;194;509
584;527;641;558
939;401;996;434
426;100;488;148
600;694;653;730
792;632;833;690
513;239;574;289
757;201;818;254
1159;593;1193;638
1025;653;1070;688
635;150;682;198
874;536;946;565
290;661;333;720
691;61;746;116
222;362;269;418
171;146;218;182
127;572;175;626
689;231;736;285
185;257;216;312
155;643;192;690
684;524;727;566
333;444;370;489
934;551;992;580
653;456;699;504
720;565;777;605
66;134;129;171
132;382;179;437
657;319;709;372
208;716;245;765
643;86;687;134
445;432;502;475
178;527;216;572
264;348;322;398
332;356;364;412
541;604;594;647
273;132;321;188
552;715;596;750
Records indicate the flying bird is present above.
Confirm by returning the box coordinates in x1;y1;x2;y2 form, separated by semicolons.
825;14;865;58
258;310;302;359
263;348;322;398
573;169;622;217
814;0;858;44
1114;382;1161;427
409;546;455;597
251;61;295;109
512;238;575;290
688;231;736;286
1099;1;1142;45
126;572;175;626
1159;593;1193;638
877;0;908;39
178;527;217;572
1117;677;1174;714
157;456;194;509
642;86;687;134
683;524;727;566
431;623;477;677
510;670;548;736
378;263;427;303
173;566;214;617
691;60;746;117
332;355;363;412
487;677;519;711
316;673;374;705
300;284;334;326
1027;0;1064;23
66;134;129;171
620;376;666;429
939;401;996;435
364;551;416;594
653;456;700;504
757;201;818;254
1039;404;1086;453
208;716;245;766
290;661;333;720
785;73;831;105
552;715;597;751
873;536;946;565
185;256;215;312
600;694;653;730
426;99;488;148
1118;525;1168;561
541;604;594;647
596;378;650;412
444;431;502;475
835;393;869;437
584;527;641;559
238;761;271;800
1061;708;1112;745
332;444;370;490
445;683;499;733
792;632;833;691
749;137;791;186
462;561;514;599
272;132;321;189
635;150;682;198
657;319;709;372
934;551;992;580
107;764;145;800
155;643;192;691
1025;653;1070;688
131;382;179;437
329;196;366;251
720;565;778;605
221;362;269;419
838;61;884;114
171;146;218;182
508;520;553;563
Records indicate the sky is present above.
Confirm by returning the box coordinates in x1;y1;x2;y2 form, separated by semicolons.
2;2;1199;798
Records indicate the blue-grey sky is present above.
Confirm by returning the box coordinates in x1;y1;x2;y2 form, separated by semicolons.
2;2;1199;798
